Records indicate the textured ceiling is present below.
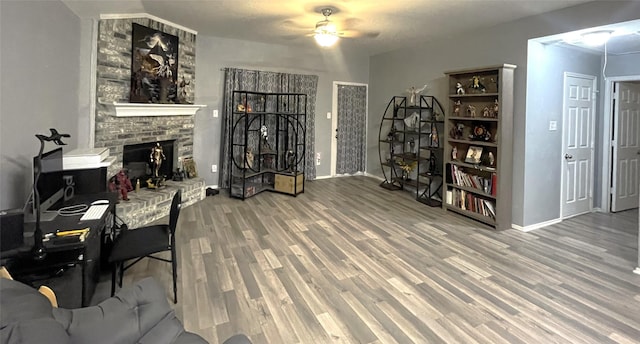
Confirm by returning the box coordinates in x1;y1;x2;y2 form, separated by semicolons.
62;0;601;55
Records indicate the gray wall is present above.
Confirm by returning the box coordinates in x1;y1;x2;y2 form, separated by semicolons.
0;1;81;209
525;43;602;225
194;36;369;186
605;52;640;76
369;1;640;228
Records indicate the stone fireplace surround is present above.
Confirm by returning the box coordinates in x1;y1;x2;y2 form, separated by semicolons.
93;17;204;228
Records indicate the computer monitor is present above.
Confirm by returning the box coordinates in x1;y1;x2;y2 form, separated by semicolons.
33;147;64;221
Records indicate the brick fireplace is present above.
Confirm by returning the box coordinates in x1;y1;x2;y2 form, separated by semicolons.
93;16;204;228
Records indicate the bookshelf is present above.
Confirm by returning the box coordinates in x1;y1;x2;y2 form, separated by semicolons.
443;64;516;229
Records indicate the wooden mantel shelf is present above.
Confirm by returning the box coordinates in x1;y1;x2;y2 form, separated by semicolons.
113;102;206;117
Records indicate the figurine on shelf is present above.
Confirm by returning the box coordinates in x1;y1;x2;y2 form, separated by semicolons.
492;99;499;117
406;84;427;106
451;146;458;161
468;76;486;93
245;149;254;169
260;125;272;151
456;82;465;95
453;100;461;115
408;138;416;156
449;122;464;139
488;152;495;167
466;104;477;118
430;123;439;147
387;125;397;142
482;106;491;117
285;150;296;172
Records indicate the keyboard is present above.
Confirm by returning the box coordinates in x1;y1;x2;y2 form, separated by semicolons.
80;204;109;221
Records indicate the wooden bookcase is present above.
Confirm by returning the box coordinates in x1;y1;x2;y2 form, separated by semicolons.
443;64;516;230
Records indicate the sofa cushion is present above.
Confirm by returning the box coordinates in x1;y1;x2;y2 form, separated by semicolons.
0;278;70;344
53;277;206;344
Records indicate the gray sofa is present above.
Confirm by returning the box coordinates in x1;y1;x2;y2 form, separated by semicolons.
1;277;252;344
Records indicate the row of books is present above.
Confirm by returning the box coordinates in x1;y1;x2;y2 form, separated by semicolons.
445;189;496;219
449;164;496;196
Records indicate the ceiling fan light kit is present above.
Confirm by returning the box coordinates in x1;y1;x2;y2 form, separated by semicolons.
581;30;613;46
313;7;339;47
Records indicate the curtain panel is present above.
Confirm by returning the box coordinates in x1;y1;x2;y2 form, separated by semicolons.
220;68;318;188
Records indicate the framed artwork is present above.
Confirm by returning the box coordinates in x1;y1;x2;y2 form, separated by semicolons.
130;23;179;103
464;146;483;164
182;157;198;178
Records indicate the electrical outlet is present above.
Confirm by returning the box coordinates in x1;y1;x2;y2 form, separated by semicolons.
212;110;219;118
549;120;557;131
211;164;217;173
316;152;321;166
327;112;331;119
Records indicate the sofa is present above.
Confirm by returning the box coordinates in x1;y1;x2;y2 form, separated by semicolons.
1;276;252;344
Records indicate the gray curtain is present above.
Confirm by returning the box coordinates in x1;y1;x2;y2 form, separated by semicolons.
336;84;367;174
220;68;318;188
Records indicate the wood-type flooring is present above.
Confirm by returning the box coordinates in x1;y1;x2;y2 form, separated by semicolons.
118;176;640;343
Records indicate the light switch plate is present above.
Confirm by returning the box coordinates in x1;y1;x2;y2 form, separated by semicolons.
549;120;557;131
213;110;219;118
327;112;331;119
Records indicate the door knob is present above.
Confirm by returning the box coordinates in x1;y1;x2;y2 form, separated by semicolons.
564;154;573;160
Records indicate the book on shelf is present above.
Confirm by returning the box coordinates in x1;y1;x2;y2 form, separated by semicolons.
448;188;496;219
449;164;495;196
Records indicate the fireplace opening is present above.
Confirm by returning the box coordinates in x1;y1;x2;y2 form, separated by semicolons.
123;140;175;185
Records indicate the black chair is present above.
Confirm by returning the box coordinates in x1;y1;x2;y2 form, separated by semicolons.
109;190;181;303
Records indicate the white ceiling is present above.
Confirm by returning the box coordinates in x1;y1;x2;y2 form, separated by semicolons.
62;0;606;55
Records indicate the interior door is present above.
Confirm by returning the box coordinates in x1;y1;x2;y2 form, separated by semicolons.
562;73;596;218
611;82;640;212
332;83;367;176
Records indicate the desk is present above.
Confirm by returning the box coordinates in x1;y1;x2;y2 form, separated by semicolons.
5;192;117;308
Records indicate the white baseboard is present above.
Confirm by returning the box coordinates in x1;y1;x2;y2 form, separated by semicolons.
511;218;562;232
206;184;218;189
634;267;640;275
365;173;385;182
314;175;332;180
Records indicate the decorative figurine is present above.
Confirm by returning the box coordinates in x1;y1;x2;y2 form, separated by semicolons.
150;143;166;178
453;100;462;115
469;76;486;93
482;106;491;117
110;169;133;201
466;104;477;118
492;99;499;117
260;125;272;151
450;122;464;140
285;150;296;172
452;146;458;160
245;149;254;169
387;125;397;142
403;112;422;131
456;82;465;95
430;123;439;147
408;138;416;156
488;152;495;167
406;84;428;106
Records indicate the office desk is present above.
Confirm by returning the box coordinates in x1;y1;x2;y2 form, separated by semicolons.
6;192;118;308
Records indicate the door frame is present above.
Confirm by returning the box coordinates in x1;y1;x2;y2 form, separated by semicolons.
601;75;640;212
560;72;597;219
331;81;369;177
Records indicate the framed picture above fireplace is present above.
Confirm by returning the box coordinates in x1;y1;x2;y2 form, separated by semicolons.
130;23;179;104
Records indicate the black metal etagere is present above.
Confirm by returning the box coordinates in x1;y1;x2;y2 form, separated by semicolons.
229;91;306;199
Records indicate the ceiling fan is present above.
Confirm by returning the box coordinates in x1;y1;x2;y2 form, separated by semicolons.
313;8;340;47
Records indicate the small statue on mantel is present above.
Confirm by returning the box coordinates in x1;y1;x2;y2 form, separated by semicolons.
150;142;166;178
109;169;133;201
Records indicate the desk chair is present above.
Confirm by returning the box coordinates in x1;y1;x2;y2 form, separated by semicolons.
109;190;181;303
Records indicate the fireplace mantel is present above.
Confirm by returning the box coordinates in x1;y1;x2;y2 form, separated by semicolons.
113;102;205;117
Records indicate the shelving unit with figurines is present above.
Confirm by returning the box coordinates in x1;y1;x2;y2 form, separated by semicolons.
443;64;516;229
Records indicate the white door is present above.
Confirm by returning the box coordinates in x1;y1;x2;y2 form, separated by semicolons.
562;73;596;218
611;82;640;212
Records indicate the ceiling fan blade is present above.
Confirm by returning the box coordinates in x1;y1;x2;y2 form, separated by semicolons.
339;30;380;39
